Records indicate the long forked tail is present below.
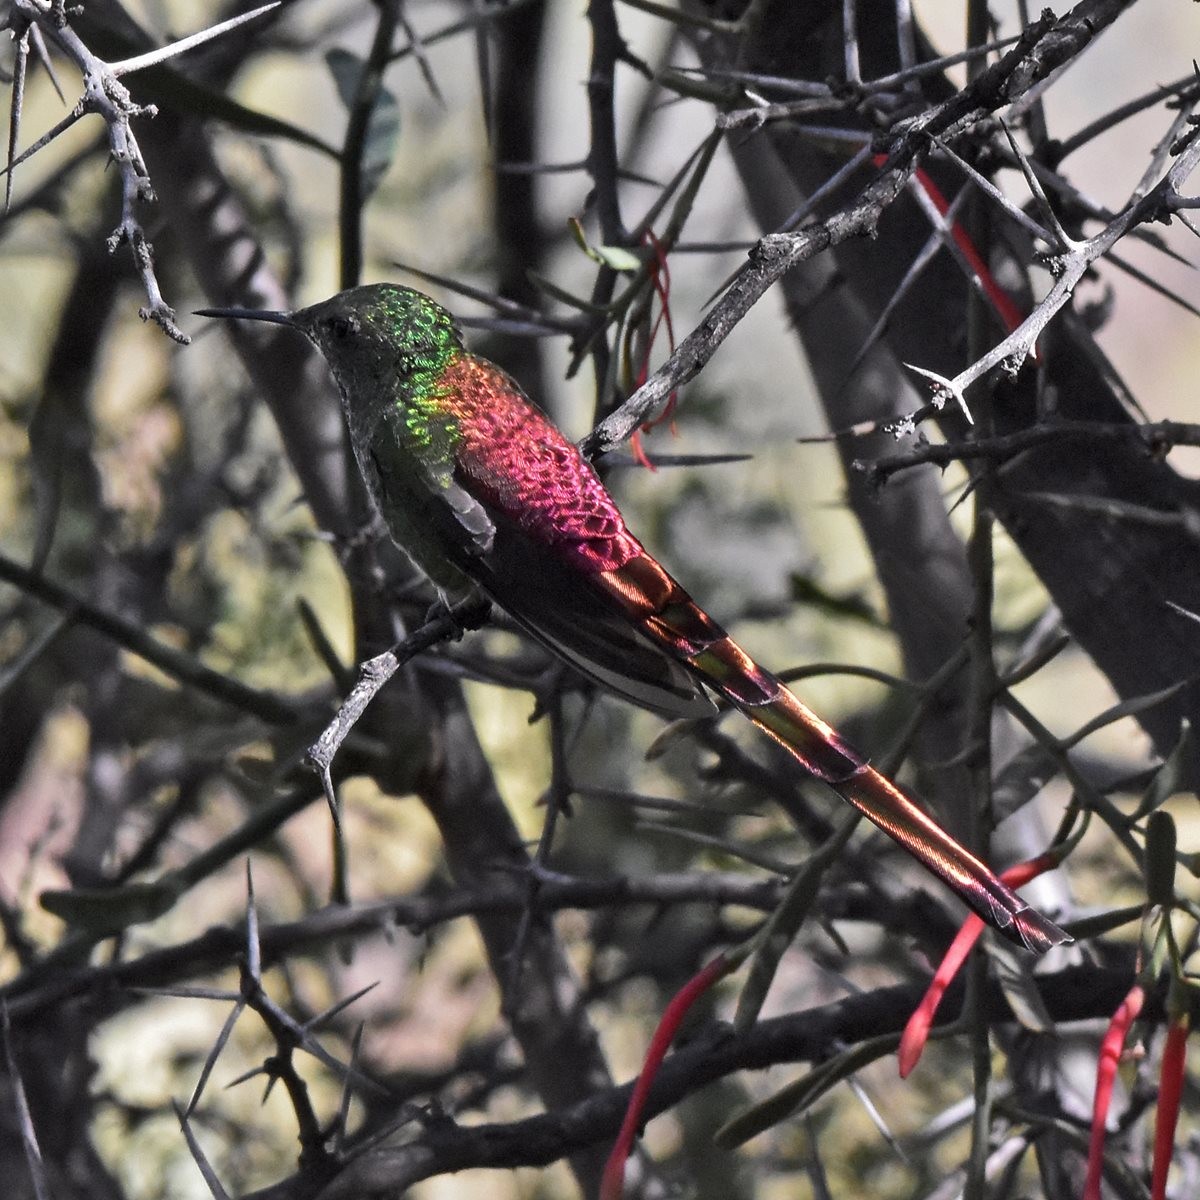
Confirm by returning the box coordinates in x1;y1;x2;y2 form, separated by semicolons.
600;555;1070;955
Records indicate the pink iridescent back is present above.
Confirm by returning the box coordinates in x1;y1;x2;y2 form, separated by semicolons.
444;355;642;574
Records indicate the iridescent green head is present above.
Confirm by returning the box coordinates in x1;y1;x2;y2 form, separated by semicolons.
291;284;463;403
197;283;463;415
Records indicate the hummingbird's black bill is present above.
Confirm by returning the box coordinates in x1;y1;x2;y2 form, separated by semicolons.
193;306;296;326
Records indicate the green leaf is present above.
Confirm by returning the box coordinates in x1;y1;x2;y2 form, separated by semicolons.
142;65;340;158
202;91;339;159
986;937;1054;1033
567;216;642;271
1145;810;1178;906
715;1034;897;1147
326;48;402;199
360;95;401;198
593;244;642;272
326;46;367;108
1061;676;1196;750
40;878;184;934
567;215;591;256
1128;719;1192;824
1062;904;1143;941
992;743;1062;824
788;573;882;627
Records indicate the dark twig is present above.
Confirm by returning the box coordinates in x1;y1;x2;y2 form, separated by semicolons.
187;996;247;1117
235;893;330;1168
580;0;631;417
28;23;64;104
0;550;299;724
678;33;1021;101
587;0;630;244
333;1024;367;1157
1056;71;1200;164
4;871;785;1021
396;8;443;106
244;964;1138;1200
5;24;29;214
1;1001;50;1200
836;186;971;394
388;0;543;66
180;871;396;1178
860;419;1200;487
338;0;400;289
580;0;1132;457
174;1100;234;1200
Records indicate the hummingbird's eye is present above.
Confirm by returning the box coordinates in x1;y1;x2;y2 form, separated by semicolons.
326;314;359;340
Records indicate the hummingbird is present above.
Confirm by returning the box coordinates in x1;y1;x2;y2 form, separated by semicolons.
197;283;1068;954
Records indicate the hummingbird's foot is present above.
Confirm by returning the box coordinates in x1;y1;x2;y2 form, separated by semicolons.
525;860;578;888
422;593;491;641
422;597;451;626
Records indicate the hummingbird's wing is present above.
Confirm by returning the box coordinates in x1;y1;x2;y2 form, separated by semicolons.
364;395;714;717
463;509;717;718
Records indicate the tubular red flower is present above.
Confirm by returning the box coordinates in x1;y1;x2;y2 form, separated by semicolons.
871;154;1027;335
898;854;1058;1077
600;954;732;1200
898;912;985;1078
1083;984;1146;1200
630;229;678;472
1150;1013;1190;1200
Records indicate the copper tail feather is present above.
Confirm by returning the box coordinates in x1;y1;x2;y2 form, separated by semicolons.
599;555;1070;955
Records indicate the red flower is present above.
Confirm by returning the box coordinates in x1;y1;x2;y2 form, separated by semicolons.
1151;1011;1190;1200
600;954;732;1200
871;154;1027;336
1083;983;1146;1200
629;229;677;472
899;853;1058;1078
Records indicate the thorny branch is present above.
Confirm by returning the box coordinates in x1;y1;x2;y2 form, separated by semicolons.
860;418;1200;488
906;119;1200;420
4;870;787;1023
1;0;280;341
171;872;403;1193
580;0;1132;458
307;594;493;805
245;961;1139;1200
